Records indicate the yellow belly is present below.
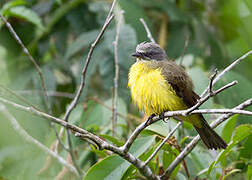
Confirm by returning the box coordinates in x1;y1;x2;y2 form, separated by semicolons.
128;61;201;126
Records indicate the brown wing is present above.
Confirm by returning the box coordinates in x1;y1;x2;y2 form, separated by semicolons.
150;60;227;149
154;60;199;107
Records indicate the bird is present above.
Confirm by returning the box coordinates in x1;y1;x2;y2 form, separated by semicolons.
128;42;227;150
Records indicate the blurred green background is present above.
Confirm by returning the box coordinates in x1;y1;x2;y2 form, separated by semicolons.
0;0;251;179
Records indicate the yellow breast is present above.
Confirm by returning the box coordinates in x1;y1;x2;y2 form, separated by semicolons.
128;61;188;116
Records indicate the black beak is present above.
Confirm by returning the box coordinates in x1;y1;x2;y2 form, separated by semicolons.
131;52;141;58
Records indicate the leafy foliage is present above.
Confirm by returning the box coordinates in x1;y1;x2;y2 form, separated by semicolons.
0;0;251;179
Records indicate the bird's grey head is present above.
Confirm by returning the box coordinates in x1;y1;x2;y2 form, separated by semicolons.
132;42;168;61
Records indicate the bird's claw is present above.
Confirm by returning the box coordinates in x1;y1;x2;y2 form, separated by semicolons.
160;111;169;123
146;114;155;126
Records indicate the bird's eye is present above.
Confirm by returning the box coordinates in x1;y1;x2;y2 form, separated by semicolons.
144;51;154;58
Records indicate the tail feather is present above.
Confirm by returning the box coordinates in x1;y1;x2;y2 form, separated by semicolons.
194;115;227;150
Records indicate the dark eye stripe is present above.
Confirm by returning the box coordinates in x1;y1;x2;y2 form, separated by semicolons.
143;51;155;58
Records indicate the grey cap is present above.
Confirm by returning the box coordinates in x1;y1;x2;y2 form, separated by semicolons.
132;42;168;61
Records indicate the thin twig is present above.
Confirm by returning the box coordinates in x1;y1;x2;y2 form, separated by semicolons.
0;95;252;180
140;18;155;43
201;50;252;97
16;90;75;99
209;68;218;95
184;80;238;115
112;9;123;136
62;13;115;123
0;15;50;112
0;104;78;176
120;121;151;153
1;96;251;145
120;80;238;153
75;133;159;180
62;0;116;122
0;16;70;166
161;98;252;179
0;86;69;152
179;35;190;66
189;108;252;116
0;97;158;179
51;124;69;153
144;122;182;165
111;87;116;136
57;1;116;173
0;85;41;111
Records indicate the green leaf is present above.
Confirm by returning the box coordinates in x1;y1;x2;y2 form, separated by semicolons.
100;134;124;146
68;104;84;124
90;145;107;158
163;151;173;170
176;172;187;180
1;0;27;13
81;102;104;129
190;146;213;173
162;146;181;178
171;162;181;179
238;134;252;162
207;143;235;176
207;161;215;177
187;67;213;109
83;155;126;180
207;124;252;175
4;6;44;30
232;124;252;143
146;120;180;137
117;25;138;69
81;98;127;135
102;24;137;100
221;114;238;143
179;136;191;145
248;163;252;180
222;169;241;180
215;71;252;109
118;1;151;42
83;136;155;180
64;30;99;60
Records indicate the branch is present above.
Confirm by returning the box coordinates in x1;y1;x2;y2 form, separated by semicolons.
149;79;238;123
209;68;218;95
161;98;252;179
120;121;151;153
0;103;79;176
57;0;117;173
188;108;252;116
144;122;182;166
0;85;41;111
140;18;155;43
0;15;73;170
1;90;251;180
0;86;69;152
110;72;247;171
184;80;237;115
0;97;159;179
201;50;252;97
63;2;115;123
75;133;159;180
119;79;238;153
179;34;190;66
0;15;50;112
112;9;123;136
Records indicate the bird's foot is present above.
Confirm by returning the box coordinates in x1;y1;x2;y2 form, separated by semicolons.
145;114;155;126
160;111;169;123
